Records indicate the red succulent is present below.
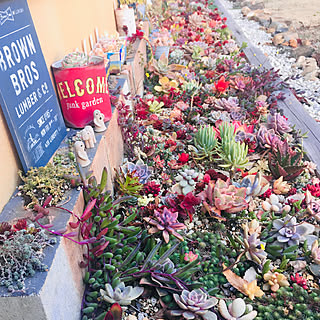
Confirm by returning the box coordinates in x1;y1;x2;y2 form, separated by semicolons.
290;273;308;290
214;76;230;93
178;153;189;164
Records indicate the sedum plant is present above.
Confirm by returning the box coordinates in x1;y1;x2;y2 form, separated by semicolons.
170;289;218;320
218;122;249;172
175;168;199;195
219;298;257;320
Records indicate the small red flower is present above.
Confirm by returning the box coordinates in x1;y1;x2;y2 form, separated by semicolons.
214;76;230;93
178;153;189;164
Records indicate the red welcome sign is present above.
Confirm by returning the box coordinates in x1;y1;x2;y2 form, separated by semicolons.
52;57;112;128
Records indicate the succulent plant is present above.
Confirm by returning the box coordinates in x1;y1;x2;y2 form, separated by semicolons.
273;215;316;247
266;112;292;135
192;125;218;160
218;298;257;320
174;168;199;195
256;127;280;149
218;122;249;171
169;48;186;64
214;178;248;214
122;160;153;184
115;168;144;197
268;139;305;181
143;207;186;243
100;282;144;307
62;52;89;68
263;271;289;292
147;100;165;113
181;79;202;93
233;172;269;201
273;176;291;195
262;194;289;213
243;222;267;265
170;289;218;320
311;240;320;265
214;97;240;112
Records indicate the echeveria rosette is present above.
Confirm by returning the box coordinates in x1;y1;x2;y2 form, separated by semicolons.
100;282;143;307
273;215;316;247
144;207;186;243
218;298;257;320
170;289;218;320
256;126;280;149
122;160;153;184
266;112;292;135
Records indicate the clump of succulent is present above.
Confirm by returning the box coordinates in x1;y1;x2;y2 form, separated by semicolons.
218;122;249;172
192;125;218;160
266;112;292;135
219;298;257;320
18;161;77;207
174;168;199;195
262;194;289;213
273;176;291;195
181;79;202;94
121;160;153;184
242;222;267;265
233;172;269;201
268;139;305;181
311;240;320;264
62;52;89;68
214;178;248;214
170;289;218;320
263;271;289;292
144;207;186;243
256;127;280;149
115;168;144;197
272;215;316;247
100;282;144;307
214;96;240;113
147;100;165;113
0;228;55;292
169;48;187;65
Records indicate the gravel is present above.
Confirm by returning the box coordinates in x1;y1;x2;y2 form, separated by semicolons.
219;0;320;121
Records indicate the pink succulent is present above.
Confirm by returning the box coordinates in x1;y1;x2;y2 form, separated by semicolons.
184;251;199;262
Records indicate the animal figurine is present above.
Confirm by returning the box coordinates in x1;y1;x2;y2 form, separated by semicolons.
93;109;106;132
81;125;96;149
74;140;91;167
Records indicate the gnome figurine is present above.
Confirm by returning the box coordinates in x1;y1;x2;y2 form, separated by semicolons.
74;140;91;167
93;109;107;132
81;125;96;149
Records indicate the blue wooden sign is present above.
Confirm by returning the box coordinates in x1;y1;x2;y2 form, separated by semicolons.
0;0;66;171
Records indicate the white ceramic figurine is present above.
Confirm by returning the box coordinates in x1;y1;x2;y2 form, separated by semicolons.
74;140;91;167
93;109;107;132
81;125;96;148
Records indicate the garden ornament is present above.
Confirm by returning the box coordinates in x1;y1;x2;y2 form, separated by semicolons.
74;140;91;167
81;125;96;149
93;109;106;132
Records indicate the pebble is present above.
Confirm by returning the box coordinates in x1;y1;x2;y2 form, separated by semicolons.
221;0;320;122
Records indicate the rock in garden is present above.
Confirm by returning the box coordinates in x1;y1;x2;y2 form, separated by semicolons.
291;45;315;59
289;39;298;48
272;34;284;45
269;20;289;33
241;6;251;16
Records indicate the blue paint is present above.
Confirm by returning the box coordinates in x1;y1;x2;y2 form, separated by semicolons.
0;0;66;171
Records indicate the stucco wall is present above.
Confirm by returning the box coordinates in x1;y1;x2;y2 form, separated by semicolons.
0;0;117;213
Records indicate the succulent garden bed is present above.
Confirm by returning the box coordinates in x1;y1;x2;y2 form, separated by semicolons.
2;0;320;319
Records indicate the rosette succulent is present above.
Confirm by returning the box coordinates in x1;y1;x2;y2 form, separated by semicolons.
256;127;280;149
170;289;218;320
273;215;316;247
100;282;144;307
121;160;152;184
143;207;186;243
267;112;292;135
219;298;257;320
174;169;199;195
62;52;89;68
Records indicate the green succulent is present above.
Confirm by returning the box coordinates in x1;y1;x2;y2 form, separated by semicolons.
192;125;218;160
115;168;144;197
218;122;249;171
148;100;164;113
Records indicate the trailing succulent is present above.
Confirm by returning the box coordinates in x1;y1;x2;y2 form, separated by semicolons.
268;139;305;181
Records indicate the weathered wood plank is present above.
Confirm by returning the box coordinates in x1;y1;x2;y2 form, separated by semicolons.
215;0;320;167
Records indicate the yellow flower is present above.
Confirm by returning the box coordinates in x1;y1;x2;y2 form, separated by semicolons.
146;72;150;78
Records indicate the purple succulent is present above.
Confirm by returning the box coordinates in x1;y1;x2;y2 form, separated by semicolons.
215;97;240;112
122;161;153;184
273;215;316;247
143;208;186;243
256;126;280;148
267;112;292;135
170;289;218;320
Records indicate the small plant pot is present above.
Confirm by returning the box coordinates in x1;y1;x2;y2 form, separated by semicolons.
154;46;170;60
115;7;136;37
52;56;112;128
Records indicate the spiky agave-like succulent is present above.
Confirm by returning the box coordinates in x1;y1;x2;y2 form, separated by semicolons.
218;122;249;171
115;168;144;197
192;125;218;160
143;207;186;243
170;289;218;320
268;139;305;181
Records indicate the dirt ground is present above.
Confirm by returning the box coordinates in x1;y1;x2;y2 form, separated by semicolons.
261;0;320;46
